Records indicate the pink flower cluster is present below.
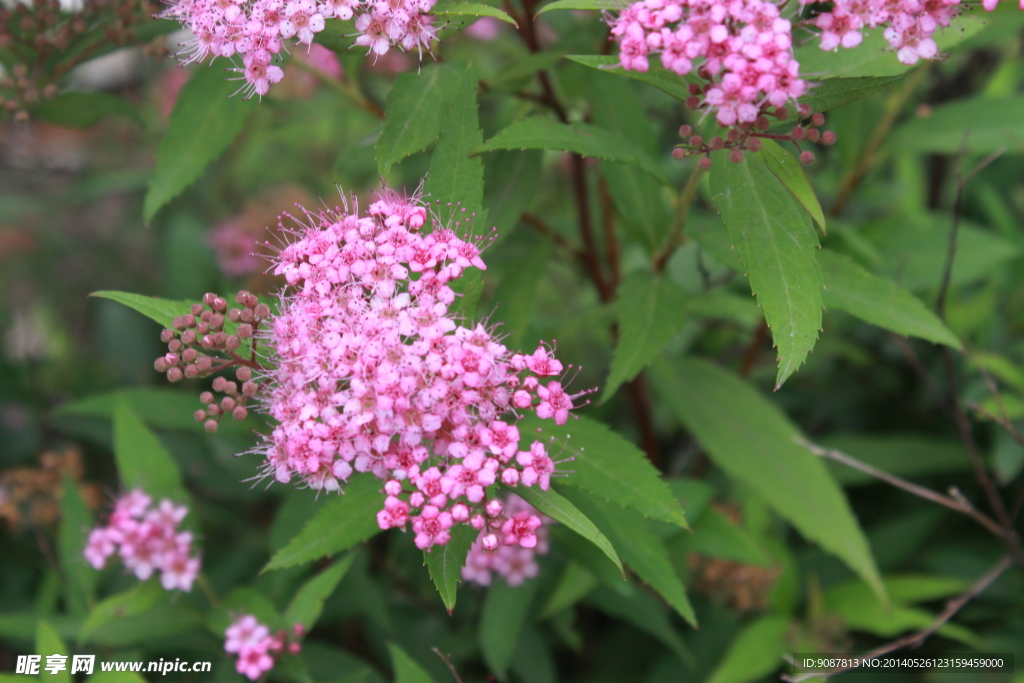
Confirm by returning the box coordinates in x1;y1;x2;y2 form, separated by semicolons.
607;0;805;126
255;188;585;551
161;0;437;98
815;0;961;65
224;615;303;680
84;490;200;592
463;494;551;586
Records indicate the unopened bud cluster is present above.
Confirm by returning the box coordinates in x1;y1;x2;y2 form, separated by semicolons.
0;0;162;123
154;290;269;433
673;110;835;167
224;615;304;681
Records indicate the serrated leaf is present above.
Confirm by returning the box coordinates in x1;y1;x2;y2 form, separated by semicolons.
377;67;452;175
517;414;686;527
888;95;1024;154
425;64;486;227
510;484;623;575
144;63;255;223
818;249;962;348
484;149;543;235
423;523;477;613
654;357;885;603
387;643;436;683
113;401;186;503
566;55;691;101
480;579;539;678
794;10;988;78
31;92;140;129
36;621;71;683
800;75;907;114
706;616;790;683
284;554;356;631
709;151;823;389
604;271;688;401
264;476;383;571
80;581;163;644
433;1;517;24
560;489;696;625
58;472;95;616
89;291;191;329
603;163;673;252
757;140;825;234
494;238;552;348
585;587;693;663
536;0;603;13
474;117;668;184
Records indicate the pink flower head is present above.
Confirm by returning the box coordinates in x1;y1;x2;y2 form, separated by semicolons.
463;495;551;586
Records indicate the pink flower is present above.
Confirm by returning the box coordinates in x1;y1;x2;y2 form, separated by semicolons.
463;495;551;587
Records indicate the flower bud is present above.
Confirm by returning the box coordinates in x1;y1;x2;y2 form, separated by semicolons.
168;339;182;352
774;106;789;119
822;130;837;145
200;310;213;323
161;329;176;343
196;322;210;335
154;358;168;373
184;365;199;379
213;331;227;346
212;376;226;392
196;356;212;372
811;112;825;127
679;124;692;137
698;156;712;170
746;137;762;152
182;348;197;363
236;290;252;305
221;396;236;411
240;309;254;323
167;367;183;382
806;128;821;143
800;151;815;165
204;419;219;433
708;136;724;150
223;381;238;395
191;303;203;316
232;406;248;421
225;335;241;350
164;353;180;367
689;135;703;147
236;366;252;381
203;293;217;306
228;308;241;322
209;313;224;329
213;297;227;312
200;391;214;404
242;381;258;396
254;304;270;320
685;95;700;109
481;534;498;551
729;149;744;163
672;147;685;160
207;403;220;416
194;409;207;422
791;126;805;140
727;129;740;143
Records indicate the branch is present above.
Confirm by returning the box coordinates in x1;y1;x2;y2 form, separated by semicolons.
795;437;1006;538
781;554;1014;683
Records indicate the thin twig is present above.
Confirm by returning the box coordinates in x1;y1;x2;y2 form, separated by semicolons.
522;212;583;258
289;57;384;118
795;437;1005;537
780;554;1014;683
654;164;704;272
600;177;622;289
431;648;465;683
966;400;1024;449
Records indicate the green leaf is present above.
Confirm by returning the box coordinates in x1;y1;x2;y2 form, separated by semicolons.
672;507;772;566
817;433;970;487
537;562;599;619
818;250;962;349
208;588;283;635
794;11;989;78
87;601;204;647
80;581;163;644
31;92;140;129
448;267;484;320
510;484;623;576
800;75;907;114
484;149;543;235
36;621;71;683
89;291;191;329
517;414;687;527
264;476;383;571
888;95;1024;154
433;1;517;24
709;151;823;389
474;117;668;184
706;616;790;683
52;388;253;434
313;18;355;52
387;643;436;683
668;478;716;524
423;523;477;614
585;587;693;663
377;66;453;175
537;0;602;13
493;238;552;348
604;271;688;401
144;63;255;223
480;579;539;678
113;401;186;502
425;64;486;228
655;358;885;603
757;140;825;234
566;55;691;102
284;554;356;631
58;472;95;616
561;489;696;625
603;163;673;252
